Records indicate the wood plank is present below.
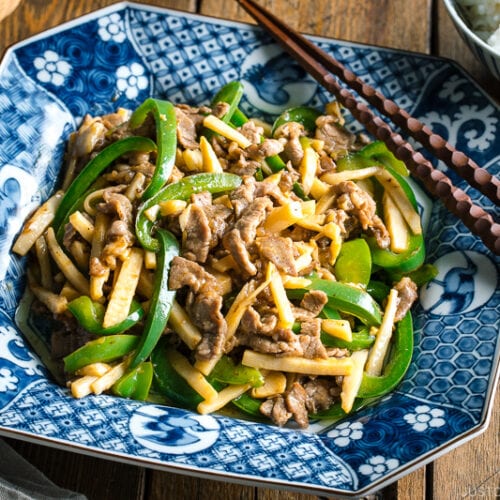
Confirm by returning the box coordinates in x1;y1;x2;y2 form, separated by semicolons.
202;0;431;52
149;470;254;499
5;437;146;500
431;382;499;500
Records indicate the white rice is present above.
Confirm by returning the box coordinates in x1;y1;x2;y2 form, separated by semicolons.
456;0;500;50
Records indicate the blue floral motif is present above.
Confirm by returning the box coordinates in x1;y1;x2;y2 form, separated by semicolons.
326;421;364;447
98;13;126;43
33;50;72;86
358;455;399;481
116;62;149;99
403;405;446;432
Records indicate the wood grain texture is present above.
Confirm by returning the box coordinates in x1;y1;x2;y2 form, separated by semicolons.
1;1;499;500
431;382;500;500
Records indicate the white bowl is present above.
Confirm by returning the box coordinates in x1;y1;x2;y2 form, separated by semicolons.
443;0;500;79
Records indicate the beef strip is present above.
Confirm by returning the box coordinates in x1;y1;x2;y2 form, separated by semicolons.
299;318;328;359
315;115;355;155
169;256;227;360
333;181;390;248
393;276;418;321
180;203;212;263
260;395;292;427
300;290;328;316
303;378;339;414
274;122;305;167
223;196;272;276
285;382;309;428
256;235;297;275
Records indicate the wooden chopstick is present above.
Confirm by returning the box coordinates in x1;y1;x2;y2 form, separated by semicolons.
237;0;500;255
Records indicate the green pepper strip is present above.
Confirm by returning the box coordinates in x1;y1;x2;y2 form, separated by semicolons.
67;296;144;335
210;81;244;124
357;312;414;398
367;166;425;272
271;106;321;136
209;355;264;388
334;238;372;287
151;339;203;409
129;98;177;201
136;173;242;252
321;328;375;350
359;140;409;176
128;229;179;370
52;136;157;232
112;361;153;401
287;277;382;326
63;334;140;374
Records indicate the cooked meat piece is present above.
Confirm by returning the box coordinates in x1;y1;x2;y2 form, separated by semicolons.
62;222;78;251
169;256;227;361
237;331;303;356
229;176;256;217
223;196;272;276
333;181;390;248
101;220;135;268
303;378;339;414
315;115;355;154
318;152;336;173
235;197;272;244
260;395;292;426
169;256;217;293
223;230;257;276
239;306;277;335
180;204;212;263
97;190;133;224
89;256;108;277
300;290;328;316
188;291;227;360
326;347;350;358
256;235;297;275
246;139;284;161
285;382;309;428
300;319;328;359
274;122;305;167
240;120;263;144
212;101;230;118
175;106;199;149
393;276;418;321
278;169;300;193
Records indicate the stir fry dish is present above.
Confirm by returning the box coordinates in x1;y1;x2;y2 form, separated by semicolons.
13;82;435;428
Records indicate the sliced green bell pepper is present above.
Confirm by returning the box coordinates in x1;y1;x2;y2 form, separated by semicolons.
209;356;264;388
334;238;372;287
288;277;382;326
63;334;140;374
359;140;409;176
129;98;177;201
321;328;375;350
210;81;244;124
271;106;321;136
151;339;203;409
52;136;157;232
135;172;242;252
67;296;144;336
357;312;413;398
112;361;153;400
232;392;262;417
128;229;179;369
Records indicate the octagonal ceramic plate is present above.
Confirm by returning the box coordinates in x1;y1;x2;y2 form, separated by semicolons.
0;2;498;497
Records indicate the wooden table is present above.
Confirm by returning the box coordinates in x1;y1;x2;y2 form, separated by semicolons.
1;1;499;499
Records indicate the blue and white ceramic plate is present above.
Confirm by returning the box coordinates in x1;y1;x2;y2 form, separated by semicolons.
0;2;498;497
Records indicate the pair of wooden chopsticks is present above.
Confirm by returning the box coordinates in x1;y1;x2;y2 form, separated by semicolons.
237;0;500;255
